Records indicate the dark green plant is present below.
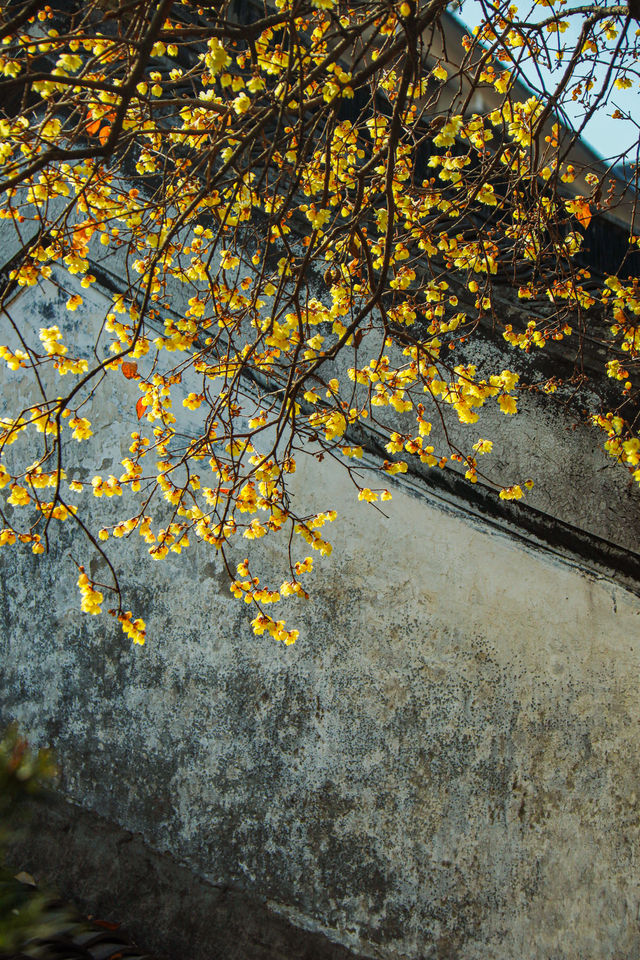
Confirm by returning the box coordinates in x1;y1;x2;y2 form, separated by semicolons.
0;726;151;959
0;723;56;821
0;723;63;958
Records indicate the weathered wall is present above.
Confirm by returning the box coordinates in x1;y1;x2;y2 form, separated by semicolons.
2;272;640;960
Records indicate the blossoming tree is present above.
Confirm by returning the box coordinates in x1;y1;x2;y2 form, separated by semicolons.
0;0;638;643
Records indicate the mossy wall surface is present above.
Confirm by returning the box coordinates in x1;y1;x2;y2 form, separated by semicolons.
2;270;640;960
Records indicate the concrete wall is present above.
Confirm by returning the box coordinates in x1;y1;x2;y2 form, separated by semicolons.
2;271;640;959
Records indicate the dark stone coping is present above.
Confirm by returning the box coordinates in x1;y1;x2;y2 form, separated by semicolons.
7;794;368;960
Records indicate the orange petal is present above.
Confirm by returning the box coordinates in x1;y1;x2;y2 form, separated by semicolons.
575;201;592;230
